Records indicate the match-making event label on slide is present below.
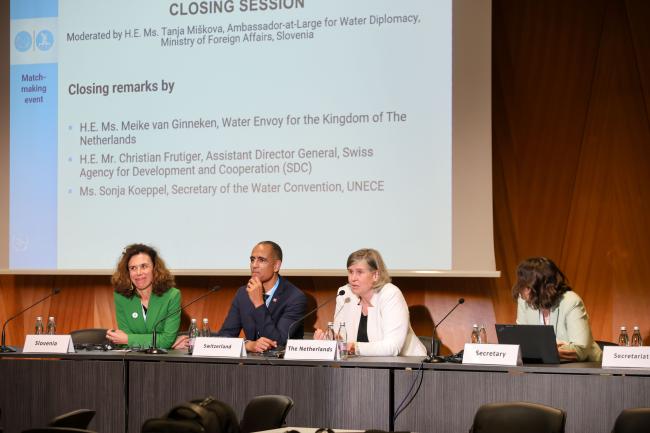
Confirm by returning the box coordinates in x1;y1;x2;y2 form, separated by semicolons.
10;0;452;271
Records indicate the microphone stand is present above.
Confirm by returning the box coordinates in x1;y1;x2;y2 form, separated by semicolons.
286;289;345;343
144;286;220;354
1;287;61;353
424;298;465;363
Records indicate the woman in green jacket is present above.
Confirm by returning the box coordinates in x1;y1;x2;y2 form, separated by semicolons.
106;243;180;349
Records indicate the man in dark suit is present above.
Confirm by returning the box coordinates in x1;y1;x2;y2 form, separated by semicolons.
217;241;307;353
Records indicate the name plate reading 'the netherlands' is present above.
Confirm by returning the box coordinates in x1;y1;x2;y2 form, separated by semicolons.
23;334;75;354
284;339;337;360
602;346;650;368
192;337;246;357
462;343;522;366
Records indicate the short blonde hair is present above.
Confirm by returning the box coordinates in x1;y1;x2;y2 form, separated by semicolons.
347;248;391;291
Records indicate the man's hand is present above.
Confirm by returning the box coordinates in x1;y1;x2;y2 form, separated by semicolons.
245;337;277;353
246;276;265;308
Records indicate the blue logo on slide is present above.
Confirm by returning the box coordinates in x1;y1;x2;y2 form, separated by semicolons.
36;30;54;51
15;31;32;52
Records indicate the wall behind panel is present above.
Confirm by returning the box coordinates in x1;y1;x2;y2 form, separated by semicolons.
2;0;650;352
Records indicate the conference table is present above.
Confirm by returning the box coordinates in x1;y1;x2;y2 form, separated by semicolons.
1;350;650;433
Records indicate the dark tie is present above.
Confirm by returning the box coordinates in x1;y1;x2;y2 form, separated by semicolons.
263;294;269;304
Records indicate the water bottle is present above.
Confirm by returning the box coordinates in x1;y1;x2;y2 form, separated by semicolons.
201;318;211;337
34;316;44;335
631;326;643;347
618;326;629;346
46;317;56;335
471;324;480;344
337;322;348;360
478;324;488;344
187;319;199;354
324;322;335;340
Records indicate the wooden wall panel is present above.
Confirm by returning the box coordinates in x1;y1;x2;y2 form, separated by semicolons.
2;0;650;353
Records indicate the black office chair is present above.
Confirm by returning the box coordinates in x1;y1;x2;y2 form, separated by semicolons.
239;395;294;433
417;336;434;355
612;408;650;433
48;409;95;429
469;402;566;433
70;329;108;349
22;428;97;433
596;340;618;351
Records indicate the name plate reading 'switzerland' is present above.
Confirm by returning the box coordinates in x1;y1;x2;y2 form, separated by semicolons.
462;343;522;366
284;339;337;360
23;334;75;353
192;337;246;357
602;346;650;368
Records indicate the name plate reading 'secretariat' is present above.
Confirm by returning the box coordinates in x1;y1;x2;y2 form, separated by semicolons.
192;337;246;357
602;346;650;368
23;334;75;354
462;343;522;366
284;339;337;360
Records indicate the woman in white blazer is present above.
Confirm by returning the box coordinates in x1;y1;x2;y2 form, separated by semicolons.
315;248;427;356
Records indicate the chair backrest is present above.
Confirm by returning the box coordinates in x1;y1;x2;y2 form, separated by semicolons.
23;428;97;433
70;329;108;346
596;340;618;351
417;336;433;355
239;395;294;433
612;408;650;433
48;409;95;430
469;402;566;433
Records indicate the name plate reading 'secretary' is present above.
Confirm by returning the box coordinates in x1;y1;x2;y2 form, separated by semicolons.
284;339;337;360
192;337;246;357
602;346;650;368
462;343;522;366
23;334;75;354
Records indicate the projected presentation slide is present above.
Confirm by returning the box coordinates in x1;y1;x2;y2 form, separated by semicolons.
9;0;452;271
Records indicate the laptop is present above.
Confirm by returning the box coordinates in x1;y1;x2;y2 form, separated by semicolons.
495;324;561;364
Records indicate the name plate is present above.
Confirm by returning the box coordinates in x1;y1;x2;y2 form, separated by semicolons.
23;334;75;354
192;337;246;357
602;346;650;368
462;343;522;366
284;339;337;360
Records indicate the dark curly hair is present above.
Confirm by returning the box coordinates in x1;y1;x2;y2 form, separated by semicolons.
111;243;175;298
512;257;571;310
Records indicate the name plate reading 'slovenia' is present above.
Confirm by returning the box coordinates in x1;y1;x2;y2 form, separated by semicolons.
602;346;650;368
23;334;75;353
284;339;337;360
462;343;522;366
192;337;246;357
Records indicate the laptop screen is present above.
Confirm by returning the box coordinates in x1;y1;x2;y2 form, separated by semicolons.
495;324;561;364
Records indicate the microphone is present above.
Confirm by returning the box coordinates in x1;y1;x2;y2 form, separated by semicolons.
144;285;220;354
286;289;345;343
1;287;61;353
424;297;465;363
334;296;351;320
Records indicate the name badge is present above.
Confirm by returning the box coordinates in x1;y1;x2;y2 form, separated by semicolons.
192;337;246;357
602;346;650;368
23;335;75;354
284;339;337;360
462;343;522;366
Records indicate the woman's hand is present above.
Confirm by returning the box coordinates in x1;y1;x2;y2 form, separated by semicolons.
106;329;128;345
172;335;189;350
557;341;578;361
313;328;326;340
